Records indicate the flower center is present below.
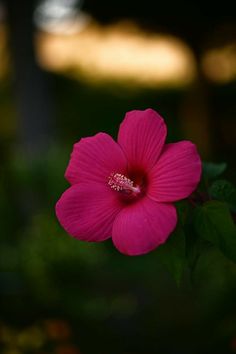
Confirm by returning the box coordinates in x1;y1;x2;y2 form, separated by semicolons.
108;173;141;196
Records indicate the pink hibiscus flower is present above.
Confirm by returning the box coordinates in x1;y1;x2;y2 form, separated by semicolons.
56;109;201;256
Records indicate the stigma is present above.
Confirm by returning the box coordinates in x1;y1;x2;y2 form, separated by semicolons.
108;173;141;195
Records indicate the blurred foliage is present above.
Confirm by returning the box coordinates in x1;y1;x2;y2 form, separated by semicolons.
0;319;81;353
209;179;236;212
0;27;236;352
193;201;236;263
156;221;186;286
202;161;227;180
1;143;236;353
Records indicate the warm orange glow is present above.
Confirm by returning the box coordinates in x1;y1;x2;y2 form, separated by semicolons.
36;20;196;88
202;44;236;84
0;25;8;79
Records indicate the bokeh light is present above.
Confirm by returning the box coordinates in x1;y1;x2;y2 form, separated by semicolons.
202;43;236;84
37;20;196;88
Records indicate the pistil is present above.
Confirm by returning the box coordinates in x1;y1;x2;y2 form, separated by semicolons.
108;173;141;195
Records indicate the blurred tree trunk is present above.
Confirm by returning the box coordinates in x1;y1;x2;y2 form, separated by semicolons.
4;0;54;219
5;0;53;158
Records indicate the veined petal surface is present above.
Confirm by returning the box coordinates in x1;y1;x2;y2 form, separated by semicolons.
56;183;122;241
148;141;202;202
118;109;167;171
112;197;177;256
65;133;127;185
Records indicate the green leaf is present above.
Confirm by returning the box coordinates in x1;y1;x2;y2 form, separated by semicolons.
209;179;236;212
193;201;236;263
202;162;227;180
186;225;209;272
156;224;186;285
191;245;236;302
175;200;190;225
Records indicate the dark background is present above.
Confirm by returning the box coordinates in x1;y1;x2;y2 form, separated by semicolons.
0;1;236;353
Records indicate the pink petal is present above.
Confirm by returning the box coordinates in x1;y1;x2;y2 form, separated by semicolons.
112;197;177;256
148;141;202;203
118;109;167;171
65;133;127;185
56;183;122;242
